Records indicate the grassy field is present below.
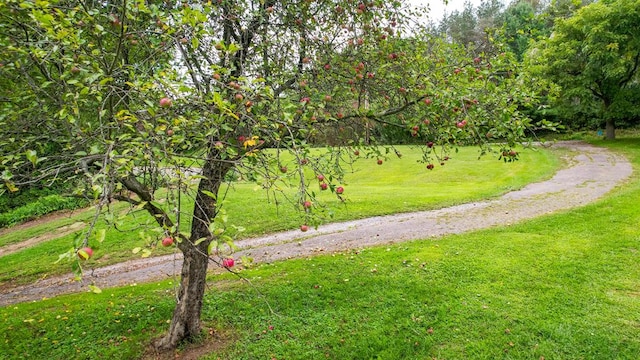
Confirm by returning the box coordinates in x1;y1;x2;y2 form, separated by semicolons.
3;141;639;359
0;145;558;286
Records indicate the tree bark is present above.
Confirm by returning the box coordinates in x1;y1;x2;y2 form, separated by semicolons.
603;99;615;140
154;244;210;350
155;150;232;350
605;119;615;140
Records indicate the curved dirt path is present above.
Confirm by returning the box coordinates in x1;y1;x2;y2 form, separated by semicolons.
0;141;633;306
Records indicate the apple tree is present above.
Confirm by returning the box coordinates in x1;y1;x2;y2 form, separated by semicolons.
0;0;553;350
529;0;640;139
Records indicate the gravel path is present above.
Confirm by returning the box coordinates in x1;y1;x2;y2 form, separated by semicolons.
0;141;632;307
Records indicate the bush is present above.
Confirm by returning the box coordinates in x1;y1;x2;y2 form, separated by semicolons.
0;195;89;228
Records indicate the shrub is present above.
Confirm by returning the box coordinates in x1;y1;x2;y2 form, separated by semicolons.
0;195;89;228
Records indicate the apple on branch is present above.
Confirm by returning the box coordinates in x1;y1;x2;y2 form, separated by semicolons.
222;258;235;268
162;237;174;247
159;97;172;108
77;247;94;260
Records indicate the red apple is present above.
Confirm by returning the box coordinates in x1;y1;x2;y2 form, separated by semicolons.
166;129;174;136
427;141;434;148
235;93;244;101
424;98;432;105
222;258;235;268
159;97;172;108
77;247;93;260
300;224;309;232
456;120;467;128
336;186;344;194
474;57;481;64
324;95;332;102
354;150;360;156
426;164;434;170
280;166;287;173
377;159;383;165
162;237;174;247
317;174;325;181
324;64;331;71
303;201;312;209
320;182;328;190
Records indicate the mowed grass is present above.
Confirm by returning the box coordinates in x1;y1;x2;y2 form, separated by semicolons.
0;145;558;286
0;140;638;359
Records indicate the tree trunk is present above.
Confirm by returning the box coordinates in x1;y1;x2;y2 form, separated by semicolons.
154;244;210;350
605;119;615;140
155;150;232;350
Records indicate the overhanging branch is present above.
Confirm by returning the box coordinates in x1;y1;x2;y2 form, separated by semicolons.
119;174;174;229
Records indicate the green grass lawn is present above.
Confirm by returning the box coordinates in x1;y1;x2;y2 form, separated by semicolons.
3;141;638;359
0;145;559;286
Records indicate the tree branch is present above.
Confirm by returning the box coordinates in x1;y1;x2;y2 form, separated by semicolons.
619;51;640;88
119;174;174;229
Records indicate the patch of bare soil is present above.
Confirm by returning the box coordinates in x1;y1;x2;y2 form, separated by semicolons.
141;327;234;360
0;141;633;307
0;221;85;257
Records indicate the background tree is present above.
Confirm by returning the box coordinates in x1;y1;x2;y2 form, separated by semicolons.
499;0;549;61
0;0;552;351
530;0;640;139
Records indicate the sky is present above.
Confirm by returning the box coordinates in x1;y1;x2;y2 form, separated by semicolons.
410;0;508;22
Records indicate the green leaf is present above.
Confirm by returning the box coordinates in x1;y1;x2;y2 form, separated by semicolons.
25;150;38;167
201;190;217;199
207;240;218;255
95;229;106;243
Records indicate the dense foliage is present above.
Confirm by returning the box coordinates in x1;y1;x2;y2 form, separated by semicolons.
529;0;640;139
